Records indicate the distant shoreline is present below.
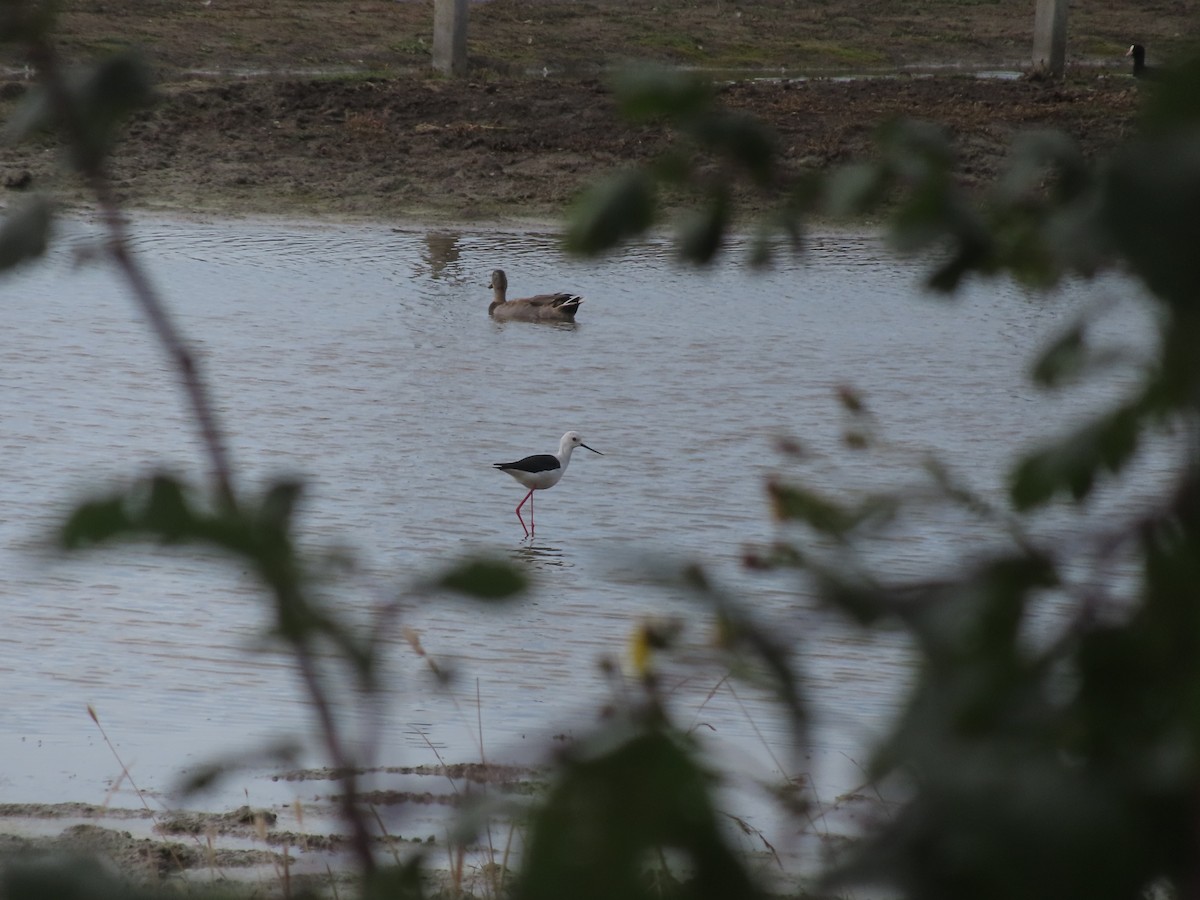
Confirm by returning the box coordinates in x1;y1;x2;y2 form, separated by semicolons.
1;70;1141;224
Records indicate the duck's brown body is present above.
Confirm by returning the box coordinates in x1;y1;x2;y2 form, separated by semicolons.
488;269;584;322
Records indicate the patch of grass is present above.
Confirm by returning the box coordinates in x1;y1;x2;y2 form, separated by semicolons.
303;69;395;84
628;30;712;62
66;37;136;57
390;37;430;57
791;41;889;67
1075;35;1130;57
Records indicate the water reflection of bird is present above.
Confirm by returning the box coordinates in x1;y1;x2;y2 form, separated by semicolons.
488;269;584;323
1127;43;1157;79
511;542;572;568
493;431;603;537
423;232;462;278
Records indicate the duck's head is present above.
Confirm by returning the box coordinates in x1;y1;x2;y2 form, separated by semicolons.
489;269;508;293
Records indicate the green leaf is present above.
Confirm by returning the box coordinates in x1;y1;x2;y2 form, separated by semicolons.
0;196;53;271
258;480;303;528
687;110;775;185
747;230;772;268
1039;193;1110;279
59;475;272;558
60;475;202;548
676;192;727;264
513;729;765;900
889;177;956;254
145;475;198;538
1031;324;1086;388
612;65;713;122
0;0;57;44
363;857;431;900
1;854;148;900
1102;130;1200;307
880;118;955;179
926;228;991;293
66;52;155;172
994;129;1085;204
648;149;693;185
61;495;133;549
437;557;528;601
746;206;804;268
176;739;301;795
921;456;995;518
767;480;856;535
564;169;656;256
0;83;53;146
824;161;891;216
1139;49;1200;132
1009;404;1141;510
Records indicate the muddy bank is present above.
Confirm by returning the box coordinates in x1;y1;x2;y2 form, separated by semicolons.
0;763;536;894
0;0;1183;220
0;72;1144;223
0;0;1176;221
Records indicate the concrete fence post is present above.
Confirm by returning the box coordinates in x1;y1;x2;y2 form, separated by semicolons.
433;0;469;77
1032;0;1068;77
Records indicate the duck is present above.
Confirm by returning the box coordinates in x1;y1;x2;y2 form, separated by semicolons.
488;269;584;323
1127;43;1156;78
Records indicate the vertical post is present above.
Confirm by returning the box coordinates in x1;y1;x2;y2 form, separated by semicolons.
1032;0;1068;77
433;0;469;77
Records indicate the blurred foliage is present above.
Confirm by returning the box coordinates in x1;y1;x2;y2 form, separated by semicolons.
8;0;1200;897
565;64;800;266
2;51;155;172
434;555;530;600
513;718;766;900
565;42;1200;900
0;195;52;271
1;853;157;900
61;474;377;672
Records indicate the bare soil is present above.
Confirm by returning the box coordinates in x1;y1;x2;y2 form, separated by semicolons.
0;766;529;895
1;0;1193;222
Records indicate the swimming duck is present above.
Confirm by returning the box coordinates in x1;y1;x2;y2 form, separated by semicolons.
488;269;583;323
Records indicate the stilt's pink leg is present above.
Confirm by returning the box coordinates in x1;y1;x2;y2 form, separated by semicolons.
529;490;535;533
515;489;534;537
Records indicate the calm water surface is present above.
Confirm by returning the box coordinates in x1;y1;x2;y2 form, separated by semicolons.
0;216;1172;833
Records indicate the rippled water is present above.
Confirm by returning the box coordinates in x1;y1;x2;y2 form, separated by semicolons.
0;215;1172;831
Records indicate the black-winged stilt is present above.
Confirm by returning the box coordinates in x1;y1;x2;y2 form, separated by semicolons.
488;269;584;323
493;431;603;537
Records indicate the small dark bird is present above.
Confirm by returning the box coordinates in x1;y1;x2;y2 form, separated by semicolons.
1127;43;1155;78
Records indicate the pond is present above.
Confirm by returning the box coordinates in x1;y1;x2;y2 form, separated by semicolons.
0;214;1174;870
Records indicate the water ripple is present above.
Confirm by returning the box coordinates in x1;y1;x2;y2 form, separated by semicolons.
0;215;1169;805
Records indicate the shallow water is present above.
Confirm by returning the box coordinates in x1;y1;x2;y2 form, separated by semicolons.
0;215;1174;853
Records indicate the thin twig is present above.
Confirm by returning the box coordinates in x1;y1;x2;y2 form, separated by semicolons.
294;646;378;875
98;208;240;509
24;35;238;510
23;20;379;876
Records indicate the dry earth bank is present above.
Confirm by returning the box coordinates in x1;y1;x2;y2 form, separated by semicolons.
2;0;1192;220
